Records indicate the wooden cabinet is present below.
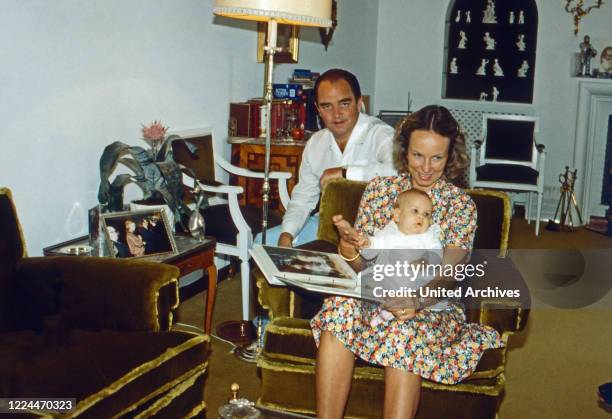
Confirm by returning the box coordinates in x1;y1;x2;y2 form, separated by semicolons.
229;137;305;209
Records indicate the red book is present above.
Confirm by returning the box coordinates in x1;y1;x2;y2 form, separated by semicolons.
229;102;253;137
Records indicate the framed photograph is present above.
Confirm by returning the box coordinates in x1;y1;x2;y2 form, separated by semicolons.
599;45;612;76
101;209;177;259
587;38;612;77
257;23;299;64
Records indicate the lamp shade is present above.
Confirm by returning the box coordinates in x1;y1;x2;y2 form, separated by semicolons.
213;0;332;27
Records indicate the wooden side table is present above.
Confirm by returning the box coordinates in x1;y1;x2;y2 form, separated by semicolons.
43;235;218;334
229;136;306;209
164;236;217;334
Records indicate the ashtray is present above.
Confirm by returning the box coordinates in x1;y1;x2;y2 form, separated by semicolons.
58;245;93;256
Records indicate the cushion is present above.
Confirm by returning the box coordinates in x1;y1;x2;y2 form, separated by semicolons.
262;317;505;382
201;204;282;245
484;119;535;161
476;164;539;185
0;330;209;417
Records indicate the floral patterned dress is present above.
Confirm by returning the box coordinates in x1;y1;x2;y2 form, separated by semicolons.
310;174;503;384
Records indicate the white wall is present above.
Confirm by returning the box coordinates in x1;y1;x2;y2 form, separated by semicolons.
373;0;612;218
0;0;268;254
274;0;380;102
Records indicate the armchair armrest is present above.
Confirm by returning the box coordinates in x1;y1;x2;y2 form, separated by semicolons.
478;300;529;334
15;256;180;332
469;140;483;188
182;172;251;246
215;152;292;209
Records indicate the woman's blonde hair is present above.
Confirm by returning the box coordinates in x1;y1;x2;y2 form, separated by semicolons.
393;105;469;185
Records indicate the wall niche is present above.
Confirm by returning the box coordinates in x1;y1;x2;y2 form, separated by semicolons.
443;0;538;104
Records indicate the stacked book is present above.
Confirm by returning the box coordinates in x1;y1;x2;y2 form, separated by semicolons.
228;69;322;138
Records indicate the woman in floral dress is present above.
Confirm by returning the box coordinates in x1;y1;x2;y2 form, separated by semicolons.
312;105;503;419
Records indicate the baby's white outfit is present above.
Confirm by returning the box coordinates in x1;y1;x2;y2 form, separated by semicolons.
364;222;446;326
369;221;442;250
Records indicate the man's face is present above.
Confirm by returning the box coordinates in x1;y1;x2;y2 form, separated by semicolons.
315;79;362;143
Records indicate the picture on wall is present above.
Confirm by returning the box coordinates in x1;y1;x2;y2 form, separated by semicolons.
101;209;177;259
590;38;612;77
257;22;299;64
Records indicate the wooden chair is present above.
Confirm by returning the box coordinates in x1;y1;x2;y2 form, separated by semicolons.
172;128;291;321
469;114;546;235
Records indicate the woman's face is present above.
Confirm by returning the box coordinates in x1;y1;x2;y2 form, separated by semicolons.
126;221;135;232
406;129;450;192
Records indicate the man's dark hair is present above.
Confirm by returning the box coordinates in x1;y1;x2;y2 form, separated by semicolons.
314;69;362;103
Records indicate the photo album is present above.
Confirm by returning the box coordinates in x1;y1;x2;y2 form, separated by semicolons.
250;245;381;302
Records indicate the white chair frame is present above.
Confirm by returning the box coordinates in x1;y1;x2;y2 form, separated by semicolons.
469;114;546;235
174;128;291;320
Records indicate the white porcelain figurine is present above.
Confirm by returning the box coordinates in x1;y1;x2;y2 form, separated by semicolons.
517;60;529;77
479;92;489;101
509;11;515;24
476;59;489;76
518;10;525;24
466;11;471;23
492;86;499;102
482;0;498;23
493;58;504;76
455;10;461;22
458;31;467;49
516;34;526;51
484;32;496;50
450;57;458;74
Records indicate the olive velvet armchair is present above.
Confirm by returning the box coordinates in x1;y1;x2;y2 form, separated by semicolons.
0;187;210;418
255;179;530;419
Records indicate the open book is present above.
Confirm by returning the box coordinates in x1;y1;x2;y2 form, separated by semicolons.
250;245;382;302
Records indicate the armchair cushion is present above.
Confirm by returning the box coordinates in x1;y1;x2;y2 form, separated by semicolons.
259;317;505;419
475;163;539;185
14;256;180;332
202;204;282;246
0;330;209;418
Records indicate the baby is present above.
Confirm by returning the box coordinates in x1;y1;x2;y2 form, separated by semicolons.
336;189;443;326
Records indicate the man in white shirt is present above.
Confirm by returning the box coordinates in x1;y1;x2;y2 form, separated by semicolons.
256;69;396;248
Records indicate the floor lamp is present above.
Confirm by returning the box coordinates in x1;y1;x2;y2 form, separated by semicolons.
213;0;332;360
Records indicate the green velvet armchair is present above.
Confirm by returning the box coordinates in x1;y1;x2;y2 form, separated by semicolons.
0;187;210;418
255;179;529;419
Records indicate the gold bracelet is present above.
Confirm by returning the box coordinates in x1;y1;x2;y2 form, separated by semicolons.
339;249;360;262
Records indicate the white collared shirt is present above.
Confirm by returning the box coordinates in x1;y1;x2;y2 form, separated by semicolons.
281;113;396;237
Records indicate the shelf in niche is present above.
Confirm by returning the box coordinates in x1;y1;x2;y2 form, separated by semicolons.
570;77;612;83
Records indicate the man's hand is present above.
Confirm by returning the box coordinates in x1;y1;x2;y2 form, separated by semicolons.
319;167;344;189
277;232;294;248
